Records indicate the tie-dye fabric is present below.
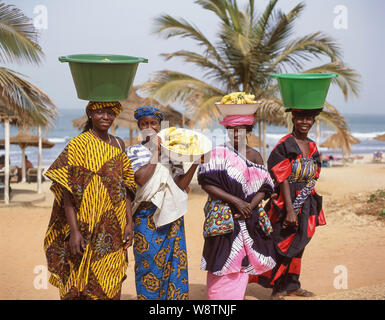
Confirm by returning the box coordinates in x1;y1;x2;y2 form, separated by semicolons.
197;143;276;276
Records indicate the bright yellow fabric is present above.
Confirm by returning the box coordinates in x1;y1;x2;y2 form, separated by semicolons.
44;131;136;299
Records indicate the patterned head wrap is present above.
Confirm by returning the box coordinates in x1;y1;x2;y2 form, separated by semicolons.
134;106;164;123
219;115;255;127
86;101;122;116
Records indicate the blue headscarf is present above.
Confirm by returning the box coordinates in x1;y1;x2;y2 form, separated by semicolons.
134;106;164;123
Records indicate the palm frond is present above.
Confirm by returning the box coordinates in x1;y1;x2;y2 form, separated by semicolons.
153;14;227;70
270;32;343;72
303;61;361;99
194;0;230;23
0;66;57;127
189;95;223;128
0;3;43;65
140;70;224;107
160;50;232;84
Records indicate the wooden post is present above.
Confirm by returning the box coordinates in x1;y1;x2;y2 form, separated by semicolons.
316;119;320;146
4;119;10;204
21;147;26;183
129;128;133;146
37;126;42;194
111;123;116;136
262;120;267;166
258;120;262;154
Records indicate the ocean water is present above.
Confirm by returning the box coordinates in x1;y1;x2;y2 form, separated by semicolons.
1;109;385;167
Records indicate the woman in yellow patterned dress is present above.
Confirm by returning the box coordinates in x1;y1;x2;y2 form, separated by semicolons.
43;101;137;300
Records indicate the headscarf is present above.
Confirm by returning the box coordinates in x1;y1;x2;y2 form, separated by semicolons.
134;106;164;123
286;108;323;118
219;115;254;127
86;101;122;116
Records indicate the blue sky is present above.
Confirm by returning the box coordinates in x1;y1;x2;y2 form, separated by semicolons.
5;0;385;115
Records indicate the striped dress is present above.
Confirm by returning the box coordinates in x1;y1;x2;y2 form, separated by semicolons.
197;143;277;277
43;131;137;300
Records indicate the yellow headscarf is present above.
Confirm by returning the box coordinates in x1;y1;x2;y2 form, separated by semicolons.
86;101;123;116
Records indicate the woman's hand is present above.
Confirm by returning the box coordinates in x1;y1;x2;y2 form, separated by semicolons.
283;208;298;228
69;230;86;255
233;198;252;219
123;222;134;249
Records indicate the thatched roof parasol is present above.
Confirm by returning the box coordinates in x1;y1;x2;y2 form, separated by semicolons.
246;132;269;148
0;131;55;149
374;133;385;142
72;87;188;132
320;132;360;154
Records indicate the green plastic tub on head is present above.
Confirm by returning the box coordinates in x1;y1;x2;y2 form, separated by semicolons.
271;73;338;109
59;54;148;101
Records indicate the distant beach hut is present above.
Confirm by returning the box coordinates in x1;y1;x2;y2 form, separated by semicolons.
72;87;187;145
374;134;385;142
0;131;55;182
320;132;360;155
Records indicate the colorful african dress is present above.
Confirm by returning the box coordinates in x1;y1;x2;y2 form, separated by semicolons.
197;143;277;298
43;131;137;300
249;133;326;292
127;144;189;300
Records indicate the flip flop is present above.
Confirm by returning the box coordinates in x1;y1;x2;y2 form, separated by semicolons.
286;288;315;297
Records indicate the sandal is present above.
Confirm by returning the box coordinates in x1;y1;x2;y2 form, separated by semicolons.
286;288;315;297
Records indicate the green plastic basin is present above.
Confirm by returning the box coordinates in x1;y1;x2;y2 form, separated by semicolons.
59;54;148;101
271;73;338;109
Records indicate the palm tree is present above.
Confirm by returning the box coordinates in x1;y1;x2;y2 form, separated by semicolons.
0;2;57;127
0;2;57;203
140;0;360;159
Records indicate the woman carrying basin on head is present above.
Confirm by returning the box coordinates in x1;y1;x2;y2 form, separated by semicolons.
197;114;277;300
43;101;137;300
249;108;326;300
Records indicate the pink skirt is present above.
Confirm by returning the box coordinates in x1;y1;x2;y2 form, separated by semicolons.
206;271;249;300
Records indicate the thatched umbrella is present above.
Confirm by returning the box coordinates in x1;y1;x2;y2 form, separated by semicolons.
374;134;385;142
72;87;187;145
246;132;269;149
0;131;55;182
320;132;360;155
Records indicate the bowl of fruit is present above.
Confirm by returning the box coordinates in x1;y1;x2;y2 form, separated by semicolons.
215;92;261;116
158;127;212;163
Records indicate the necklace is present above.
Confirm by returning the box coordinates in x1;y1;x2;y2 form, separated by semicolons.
90;129;111;144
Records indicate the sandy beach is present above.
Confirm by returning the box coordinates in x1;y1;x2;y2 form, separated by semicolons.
1;157;385;300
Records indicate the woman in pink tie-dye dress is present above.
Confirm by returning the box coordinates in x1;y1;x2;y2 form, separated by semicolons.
197;116;277;300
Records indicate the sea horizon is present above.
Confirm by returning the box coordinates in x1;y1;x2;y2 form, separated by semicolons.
1;109;385;167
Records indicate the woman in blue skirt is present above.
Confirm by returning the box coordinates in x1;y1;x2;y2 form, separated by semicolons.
127;106;198;300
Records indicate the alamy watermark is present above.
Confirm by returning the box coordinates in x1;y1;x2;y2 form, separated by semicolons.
33;265;48;290
333;5;348;30
333;265;348;289
33;5;48;30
